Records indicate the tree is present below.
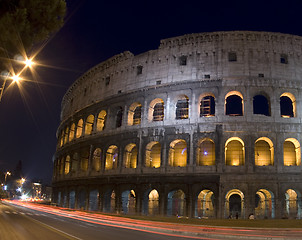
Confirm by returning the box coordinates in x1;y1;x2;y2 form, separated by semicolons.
0;0;66;68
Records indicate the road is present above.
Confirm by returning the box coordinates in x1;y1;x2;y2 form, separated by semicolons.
1;200;302;240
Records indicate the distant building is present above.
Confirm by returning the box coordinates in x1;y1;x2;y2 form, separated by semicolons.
53;31;302;219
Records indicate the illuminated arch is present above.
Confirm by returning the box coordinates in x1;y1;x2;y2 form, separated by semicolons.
255;137;274;166
145;141;161;168
225;91;244;116
85;114;94;135
225;137;245;166
92;148;101;171
284;138;301;166
280;92;296;118
167;189;186;217
105;145;118;170
197;138;215;166
225;189;245;219
285;189;302;219
175;95;189;119
80;149;89;171
71;153;79;173
168;139;187;167
148;98;164;122
196;189;215;218
128;102;142;125
64;155;70;175
76;119;83;138
69;123;75;141
124;143;137;168
121;189;136;214
199;93;215;117
64;126;69;144
148;189;159;215
96;110;107;131
255;189;275;219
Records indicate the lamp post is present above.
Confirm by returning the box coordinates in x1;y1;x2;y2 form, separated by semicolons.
4;171;11;185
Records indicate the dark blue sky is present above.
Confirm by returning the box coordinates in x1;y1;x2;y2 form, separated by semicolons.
1;0;302;184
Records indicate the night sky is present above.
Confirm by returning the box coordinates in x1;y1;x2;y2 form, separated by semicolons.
1;0;302;184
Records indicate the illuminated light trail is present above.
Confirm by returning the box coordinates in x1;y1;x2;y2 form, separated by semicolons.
4;200;302;239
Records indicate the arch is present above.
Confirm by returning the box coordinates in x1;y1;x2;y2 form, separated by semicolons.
76;119;83;138
96;110;107;131
200;94;215;117
105;145;118;170
64;126;69;144
142;189;160;216
92;148;101;171
69;123;75;141
128;102;142;125
225;137;245;166
121;189;136;214
225;189;245;219
196;138;215;166
253;94;270;116
284;138;301;166
255;137;274;166
167;189;186;217
149;98;164;122
85;114;94;135
103;190;116;213
64;155;70;175
59;131;64;147
175;95;189;119
69;190;75;209
280;92;296;118
124;143;137;168
71;153;79;173
195;189;215;218
225;91;244;116
285;189;302;219
116;107;123;128
255;189;275;219
145;141;161;168
80;149;89;171
89;189;99;211
168;139;187;167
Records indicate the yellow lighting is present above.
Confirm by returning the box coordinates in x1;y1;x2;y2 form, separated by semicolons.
11;74;21;83
24;58;35;68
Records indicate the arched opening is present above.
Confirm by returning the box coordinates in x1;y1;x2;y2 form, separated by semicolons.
195;190;215;218
285;189;302;219
124;143;137;168
196;138;215;166
145;142;161;168
225;91;243;116
168;139;187;167
200;95;215;117
116;107;123;128
59;158;64;175
103;190;116;213
76;119;83;138
255;189;275;219
69;191;75;209
284;138;301;166
71;153;79;173
97;110;107;131
69;123;75;141
105;145;118;170
280;93;296;118
64;155;70;175
143;189;160;216
225;137;245;166
85;114;94;135
89;190;99;211
176;95;189;119
59;131;63;147
92;148;101;171
128;102;142;125
149;98;164;122
78;189;86;210
80;149;89;172
167;189;186;217
64;126;69;144
253;95;270;116
225;189;244;219
255;137;274;166
121;190;136;214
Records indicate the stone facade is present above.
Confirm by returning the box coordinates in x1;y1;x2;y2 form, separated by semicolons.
53;31;302;219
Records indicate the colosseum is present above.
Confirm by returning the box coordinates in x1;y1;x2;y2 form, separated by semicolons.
53;31;302;219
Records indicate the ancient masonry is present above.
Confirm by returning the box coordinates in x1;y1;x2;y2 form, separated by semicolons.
53;31;302;219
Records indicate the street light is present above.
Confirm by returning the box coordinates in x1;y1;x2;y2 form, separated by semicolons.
4;171;11;184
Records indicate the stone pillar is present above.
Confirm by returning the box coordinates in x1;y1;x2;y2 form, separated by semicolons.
86;188;90;210
159;188;166;216
187;185;194;218
88;144;94;174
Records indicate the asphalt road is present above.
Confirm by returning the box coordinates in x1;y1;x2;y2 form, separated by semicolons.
0;201;205;240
